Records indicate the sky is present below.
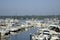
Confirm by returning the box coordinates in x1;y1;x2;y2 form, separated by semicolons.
0;0;60;16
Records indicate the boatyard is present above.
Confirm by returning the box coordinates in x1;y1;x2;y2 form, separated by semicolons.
0;17;60;40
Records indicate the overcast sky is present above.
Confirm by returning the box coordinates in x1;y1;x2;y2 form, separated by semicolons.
0;0;60;16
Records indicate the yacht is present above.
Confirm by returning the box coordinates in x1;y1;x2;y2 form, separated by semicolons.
31;25;60;40
0;29;10;38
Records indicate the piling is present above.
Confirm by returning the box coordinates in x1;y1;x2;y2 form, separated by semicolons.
0;32;1;40
0;32;4;40
0;32;5;39
30;33;32;40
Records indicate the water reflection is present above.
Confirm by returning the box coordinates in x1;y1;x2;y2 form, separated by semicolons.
0;27;38;40
0;36;10;40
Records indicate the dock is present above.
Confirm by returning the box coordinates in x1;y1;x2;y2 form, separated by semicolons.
0;18;60;40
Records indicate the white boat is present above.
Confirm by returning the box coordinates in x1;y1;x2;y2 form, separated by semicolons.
31;24;60;40
0;29;10;36
51;34;59;40
48;25;60;34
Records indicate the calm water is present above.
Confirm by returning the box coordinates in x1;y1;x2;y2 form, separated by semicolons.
2;27;38;40
11;27;38;40
0;20;39;40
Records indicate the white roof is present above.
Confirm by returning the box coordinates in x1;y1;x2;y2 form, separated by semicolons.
48;25;59;28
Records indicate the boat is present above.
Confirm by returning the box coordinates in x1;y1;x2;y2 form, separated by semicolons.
31;25;60;40
0;29;10;36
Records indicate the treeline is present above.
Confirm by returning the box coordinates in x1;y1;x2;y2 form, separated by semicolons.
0;15;60;19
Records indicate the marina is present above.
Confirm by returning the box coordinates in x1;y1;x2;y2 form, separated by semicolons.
0;17;60;40
31;25;60;40
0;0;60;40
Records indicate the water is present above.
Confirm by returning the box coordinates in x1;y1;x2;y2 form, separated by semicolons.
11;27;38;40
1;27;38;40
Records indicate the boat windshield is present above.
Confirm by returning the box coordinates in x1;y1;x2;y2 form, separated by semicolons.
48;26;60;32
43;30;49;32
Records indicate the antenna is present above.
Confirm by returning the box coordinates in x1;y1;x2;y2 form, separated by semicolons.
15;12;18;19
